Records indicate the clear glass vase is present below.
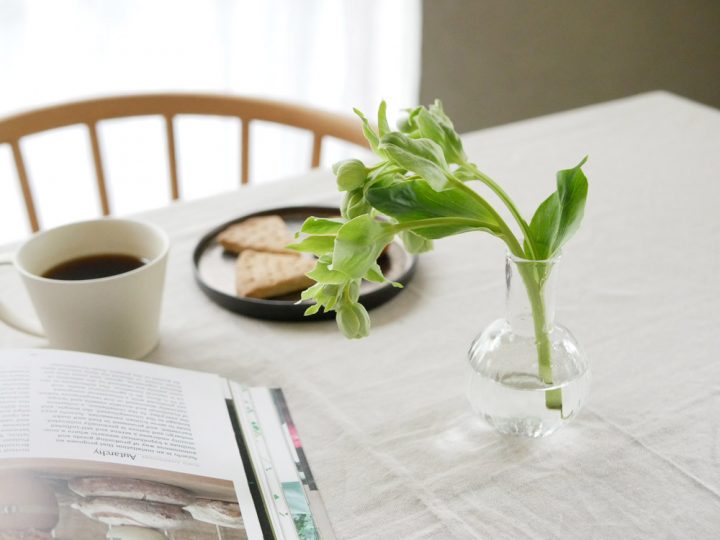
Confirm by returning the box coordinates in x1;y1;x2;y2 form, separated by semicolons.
467;252;590;437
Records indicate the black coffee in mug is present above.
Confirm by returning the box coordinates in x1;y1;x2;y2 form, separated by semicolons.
43;254;146;281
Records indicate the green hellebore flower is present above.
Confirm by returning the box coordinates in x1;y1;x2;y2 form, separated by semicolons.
333;159;367;192
337;302;370;339
341;189;371;220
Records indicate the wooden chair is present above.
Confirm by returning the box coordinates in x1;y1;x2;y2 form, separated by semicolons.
0;93;369;232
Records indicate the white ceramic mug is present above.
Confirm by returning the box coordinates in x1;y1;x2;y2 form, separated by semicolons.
0;218;169;359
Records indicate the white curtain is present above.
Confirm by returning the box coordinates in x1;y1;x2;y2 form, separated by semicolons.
0;0;421;242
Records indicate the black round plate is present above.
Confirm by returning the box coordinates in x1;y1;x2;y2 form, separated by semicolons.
192;206;418;321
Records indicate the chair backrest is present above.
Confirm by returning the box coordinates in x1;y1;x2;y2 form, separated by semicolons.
0;93;369;232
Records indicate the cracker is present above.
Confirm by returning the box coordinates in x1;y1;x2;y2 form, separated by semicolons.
235;249;315;298
218;215;295;255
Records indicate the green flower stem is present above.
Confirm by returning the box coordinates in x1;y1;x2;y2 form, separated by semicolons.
444;178;527;259
381;184;561;411
392;216;525;259
452;166;560;409
395;214;560;409
391;217;492;232
516;262;563;410
463;163;539;260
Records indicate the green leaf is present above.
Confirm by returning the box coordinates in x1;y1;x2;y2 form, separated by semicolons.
300;282;323;301
397;106;421;133
378;132;450;190
304;303;322;316
331;215;393;279
362;261;401;288
286;235;335;256
334;159;367;191
353;108;381;155
381;132;448;168
364;262;385;283
400;230;434;253
377;101;391;137
529;157;588;258
301;282;343;310
414;108;444;142
306;258;348;284
428;100;466;164
554;157;589;252
300;217;344;235
366;178;500;237
416;108;466;165
429;99;453;126
316;284;341;311
529;193;560;259
364;168;405;195
452;165;478;182
411;222;491;240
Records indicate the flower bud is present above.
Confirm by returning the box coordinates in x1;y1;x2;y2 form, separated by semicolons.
341;189;371;220
333;159;367;191
337;302;370;339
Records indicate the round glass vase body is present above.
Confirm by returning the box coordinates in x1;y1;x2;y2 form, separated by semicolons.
467;252;590;437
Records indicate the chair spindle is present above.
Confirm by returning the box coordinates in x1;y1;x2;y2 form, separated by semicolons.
164;115;180;200
241;119;250;185
87;122;111;216
10;139;40;233
0;94;369;232
311;133;323;168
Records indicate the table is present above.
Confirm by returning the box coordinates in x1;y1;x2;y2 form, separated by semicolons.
2;91;719;538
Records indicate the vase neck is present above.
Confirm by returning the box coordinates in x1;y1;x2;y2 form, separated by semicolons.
505;253;560;336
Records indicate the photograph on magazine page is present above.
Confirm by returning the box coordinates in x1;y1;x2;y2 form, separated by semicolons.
0;464;246;539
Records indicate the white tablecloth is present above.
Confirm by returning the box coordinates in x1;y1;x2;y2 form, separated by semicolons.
2;91;719;538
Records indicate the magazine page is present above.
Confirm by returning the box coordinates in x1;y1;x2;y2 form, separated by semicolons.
249;388;318;540
230;384;336;540
267;389;335;540
230;383;298;540
0;349;261;540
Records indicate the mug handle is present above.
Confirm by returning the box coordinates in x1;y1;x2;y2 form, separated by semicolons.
0;252;45;337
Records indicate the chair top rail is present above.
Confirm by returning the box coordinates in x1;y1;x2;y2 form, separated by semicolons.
0;93;368;147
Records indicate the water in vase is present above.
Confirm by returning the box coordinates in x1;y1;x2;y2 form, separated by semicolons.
466;253;591;437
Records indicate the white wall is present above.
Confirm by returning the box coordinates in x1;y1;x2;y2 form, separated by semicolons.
0;0;421;242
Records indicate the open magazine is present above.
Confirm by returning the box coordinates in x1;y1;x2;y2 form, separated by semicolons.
0;349;335;540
